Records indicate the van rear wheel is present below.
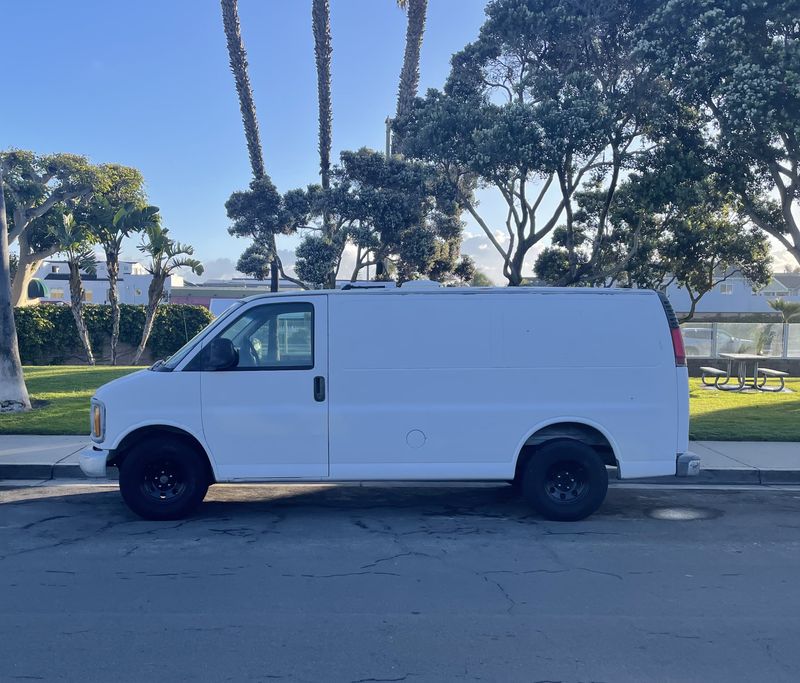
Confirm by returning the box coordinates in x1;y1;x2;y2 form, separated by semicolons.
119;437;209;521
520;439;608;521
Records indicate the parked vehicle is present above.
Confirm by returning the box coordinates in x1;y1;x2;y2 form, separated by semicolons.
80;285;698;521
682;327;753;356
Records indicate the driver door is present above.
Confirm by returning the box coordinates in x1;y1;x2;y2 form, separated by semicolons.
198;297;329;480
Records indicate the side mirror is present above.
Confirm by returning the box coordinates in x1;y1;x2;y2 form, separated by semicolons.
207;338;238;371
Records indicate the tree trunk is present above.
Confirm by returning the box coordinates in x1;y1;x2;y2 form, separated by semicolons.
393;0;428;152
68;261;94;365
134;275;165;365
221;0;267;181
10;234;39;307
506;250;525;286
312;0;337;289
0;168;31;413
106;254;121;366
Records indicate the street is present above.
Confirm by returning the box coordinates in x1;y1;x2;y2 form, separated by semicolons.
1;483;799;682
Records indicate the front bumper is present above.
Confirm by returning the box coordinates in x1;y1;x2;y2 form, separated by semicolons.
79;445;111;477
676;452;701;477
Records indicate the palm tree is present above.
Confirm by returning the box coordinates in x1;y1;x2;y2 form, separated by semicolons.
220;0;280;291
769;298;800;323
0;166;31;412
393;0;428;152
312;0;337;288
50;213;98;365
133;224;203;364
99;203;160;365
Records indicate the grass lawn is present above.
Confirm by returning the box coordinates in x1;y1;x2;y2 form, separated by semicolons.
0;367;798;441
0;366;138;435
688;377;800;441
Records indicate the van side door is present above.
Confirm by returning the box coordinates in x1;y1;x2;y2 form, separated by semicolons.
197;297;329;480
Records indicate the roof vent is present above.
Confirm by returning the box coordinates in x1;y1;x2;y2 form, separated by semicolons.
399;279;442;290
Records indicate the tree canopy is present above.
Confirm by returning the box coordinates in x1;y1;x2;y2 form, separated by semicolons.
396;0;670;285
638;0;800;266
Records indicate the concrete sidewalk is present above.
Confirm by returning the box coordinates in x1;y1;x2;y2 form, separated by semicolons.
0;434;797;484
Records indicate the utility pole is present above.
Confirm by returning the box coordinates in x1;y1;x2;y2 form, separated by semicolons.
385;117;393;157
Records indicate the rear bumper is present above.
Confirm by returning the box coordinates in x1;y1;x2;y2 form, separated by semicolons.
676;451;701;477
79;446;110;477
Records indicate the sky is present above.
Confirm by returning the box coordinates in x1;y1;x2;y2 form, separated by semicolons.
2;1;795;284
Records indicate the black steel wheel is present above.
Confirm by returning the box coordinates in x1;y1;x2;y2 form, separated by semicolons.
119;437;209;520
520;439;608;521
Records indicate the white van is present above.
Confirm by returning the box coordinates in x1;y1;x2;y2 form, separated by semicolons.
80;285;698;521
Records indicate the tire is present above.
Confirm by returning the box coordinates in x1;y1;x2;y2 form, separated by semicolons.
520;439;608;521
119;436;209;520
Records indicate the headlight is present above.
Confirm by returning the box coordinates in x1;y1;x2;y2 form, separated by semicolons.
91;399;105;442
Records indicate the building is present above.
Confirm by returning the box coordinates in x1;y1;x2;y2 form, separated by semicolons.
665;272;800;319
32;260;184;305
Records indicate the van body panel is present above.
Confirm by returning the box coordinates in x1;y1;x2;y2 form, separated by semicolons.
328;290;678;481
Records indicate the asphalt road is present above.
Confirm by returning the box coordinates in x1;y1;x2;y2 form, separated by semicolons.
1;483;799;683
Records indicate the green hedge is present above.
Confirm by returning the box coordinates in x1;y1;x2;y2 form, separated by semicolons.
14;304;214;365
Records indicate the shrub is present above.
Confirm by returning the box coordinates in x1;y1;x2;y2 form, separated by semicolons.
14;304;213;365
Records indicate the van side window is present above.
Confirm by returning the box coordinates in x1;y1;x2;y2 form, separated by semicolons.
194;302;314;371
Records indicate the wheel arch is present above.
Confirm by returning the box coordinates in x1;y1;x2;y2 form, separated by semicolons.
110;424;216;483
513;418;619;482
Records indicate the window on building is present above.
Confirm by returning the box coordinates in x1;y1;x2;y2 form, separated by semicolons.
51;265;60;274
50;288;65;299
83;290;94;302
719;283;733;295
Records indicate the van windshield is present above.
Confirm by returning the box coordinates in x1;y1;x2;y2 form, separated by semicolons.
156;301;245;371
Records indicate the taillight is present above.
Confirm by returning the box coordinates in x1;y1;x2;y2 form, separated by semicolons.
657;291;686;367
671;327;686;367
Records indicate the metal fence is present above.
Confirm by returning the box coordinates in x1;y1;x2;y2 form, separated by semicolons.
681;322;800;358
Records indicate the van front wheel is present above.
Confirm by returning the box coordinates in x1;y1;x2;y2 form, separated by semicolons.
119;437;209;521
520;440;608;521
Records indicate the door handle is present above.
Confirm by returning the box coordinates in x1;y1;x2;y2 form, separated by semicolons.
313;376;326;402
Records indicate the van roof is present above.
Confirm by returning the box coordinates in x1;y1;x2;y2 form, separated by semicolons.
240;286;659;303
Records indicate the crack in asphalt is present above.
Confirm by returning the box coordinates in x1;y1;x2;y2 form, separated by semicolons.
360;551;436;569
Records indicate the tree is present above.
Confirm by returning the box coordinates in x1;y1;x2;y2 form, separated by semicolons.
768;299;800;323
107;203;160;364
134;224;204;364
220;0;266;181
397;0;667;286
224;178;309;288
0;151;98;306
50;213;98;365
312;0;335;286
639;0;800;267
220;0;281;291
534;143;773;321
469;269;494;287
393;0;428;152
236;242;273;280
293;148;472;286
77;164;150;365
0;166;30;413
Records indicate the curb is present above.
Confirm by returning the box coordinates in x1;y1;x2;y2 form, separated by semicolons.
0;463;118;481
0;463;798;485
618;469;800;486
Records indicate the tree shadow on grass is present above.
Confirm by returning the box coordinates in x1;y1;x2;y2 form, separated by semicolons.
690;400;800;441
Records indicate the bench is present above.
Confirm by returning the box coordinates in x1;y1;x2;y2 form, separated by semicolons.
700;366;729;387
756;368;789;392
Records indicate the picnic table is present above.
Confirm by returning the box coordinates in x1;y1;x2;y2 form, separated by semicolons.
702;353;789;392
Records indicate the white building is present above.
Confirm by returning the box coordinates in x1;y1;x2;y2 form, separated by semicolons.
32;260;184;305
